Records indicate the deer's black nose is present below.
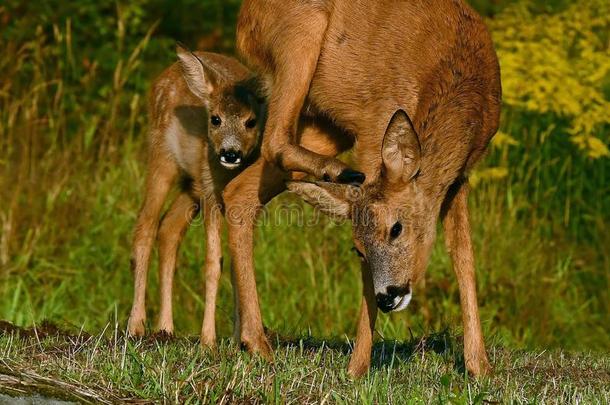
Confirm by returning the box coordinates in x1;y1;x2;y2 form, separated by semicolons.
375;284;411;313
220;149;242;165
375;293;396;313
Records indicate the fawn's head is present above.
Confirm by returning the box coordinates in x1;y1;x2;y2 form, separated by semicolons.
177;45;264;169
289;110;442;313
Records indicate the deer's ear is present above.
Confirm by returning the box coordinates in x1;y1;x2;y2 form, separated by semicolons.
381;109;421;184
286;181;355;220
176;43;220;100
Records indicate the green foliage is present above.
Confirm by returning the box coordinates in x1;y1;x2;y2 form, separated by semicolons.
472;0;610;246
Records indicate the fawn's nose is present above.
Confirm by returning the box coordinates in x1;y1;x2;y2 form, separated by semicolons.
219;149;243;167
375;283;412;313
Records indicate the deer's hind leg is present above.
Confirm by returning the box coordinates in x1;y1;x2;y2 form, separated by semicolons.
442;179;490;376
128;146;178;336
156;192;199;334
237;1;363;184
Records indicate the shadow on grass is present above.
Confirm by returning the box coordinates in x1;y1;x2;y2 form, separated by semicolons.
0;320;466;374
269;328;466;373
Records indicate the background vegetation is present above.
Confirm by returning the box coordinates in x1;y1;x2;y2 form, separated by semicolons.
0;0;609;401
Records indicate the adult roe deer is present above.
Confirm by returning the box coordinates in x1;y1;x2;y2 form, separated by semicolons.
225;0;501;377
127;45;265;347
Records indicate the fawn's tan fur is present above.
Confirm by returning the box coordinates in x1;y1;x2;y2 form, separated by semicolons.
127;48;264;346
226;0;501;377
127;46;353;348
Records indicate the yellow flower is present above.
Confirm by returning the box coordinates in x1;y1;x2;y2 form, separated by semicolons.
490;0;610;159
492;131;520;149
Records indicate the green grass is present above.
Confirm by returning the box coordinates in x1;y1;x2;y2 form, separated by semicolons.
0;153;607;351
0;0;609;402
1;324;608;403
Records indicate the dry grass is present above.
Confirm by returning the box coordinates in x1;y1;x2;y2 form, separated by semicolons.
1;322;608;404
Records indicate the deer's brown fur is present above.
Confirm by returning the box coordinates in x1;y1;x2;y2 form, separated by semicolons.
228;0;501;377
127;47;265;346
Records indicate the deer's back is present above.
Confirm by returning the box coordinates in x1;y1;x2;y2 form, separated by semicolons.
308;0;501;168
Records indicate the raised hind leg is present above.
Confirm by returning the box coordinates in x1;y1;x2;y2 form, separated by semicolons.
237;0;364;184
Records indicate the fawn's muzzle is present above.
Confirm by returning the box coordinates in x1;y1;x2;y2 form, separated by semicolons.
219;149;243;168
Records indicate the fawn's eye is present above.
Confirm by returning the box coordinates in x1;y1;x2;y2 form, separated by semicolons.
211;115;222;126
245;118;257;129
390;222;402;239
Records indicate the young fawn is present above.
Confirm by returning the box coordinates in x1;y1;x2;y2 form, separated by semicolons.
127;45;264;347
222;0;501;377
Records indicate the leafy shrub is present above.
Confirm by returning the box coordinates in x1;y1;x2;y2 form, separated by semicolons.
491;0;610;158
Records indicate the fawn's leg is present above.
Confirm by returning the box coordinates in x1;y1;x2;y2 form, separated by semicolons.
231;263;241;343
237;2;363;184
224;117;352;356
442;180;491;376
200;199;223;348
156;193;198;334
128;151;178;336
347;261;377;377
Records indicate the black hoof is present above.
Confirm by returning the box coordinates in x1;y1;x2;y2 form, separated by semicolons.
337;169;365;185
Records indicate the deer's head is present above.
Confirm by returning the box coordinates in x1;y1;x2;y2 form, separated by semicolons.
289;110;443;313
177;45;264;169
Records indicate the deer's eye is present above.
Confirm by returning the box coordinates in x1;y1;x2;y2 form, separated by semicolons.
390;222;402;239
352;247;365;259
245;118;257;129
211;115;222;126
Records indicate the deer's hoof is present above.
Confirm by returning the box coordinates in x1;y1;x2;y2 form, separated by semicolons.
466;355;492;377
156;321;174;336
337;168;365;185
241;334;274;362
347;356;370;378
200;327;217;351
127;317;146;337
200;336;218;352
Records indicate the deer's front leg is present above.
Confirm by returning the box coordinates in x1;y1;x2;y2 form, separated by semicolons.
347;261;377;377
223;160;286;358
442;181;491;376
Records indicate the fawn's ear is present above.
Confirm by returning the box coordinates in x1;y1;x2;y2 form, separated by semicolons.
381;109;421;184
176;43;221;100
286;181;356;220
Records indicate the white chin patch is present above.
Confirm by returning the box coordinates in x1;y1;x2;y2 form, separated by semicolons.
220;157;242;169
391;292;412;312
